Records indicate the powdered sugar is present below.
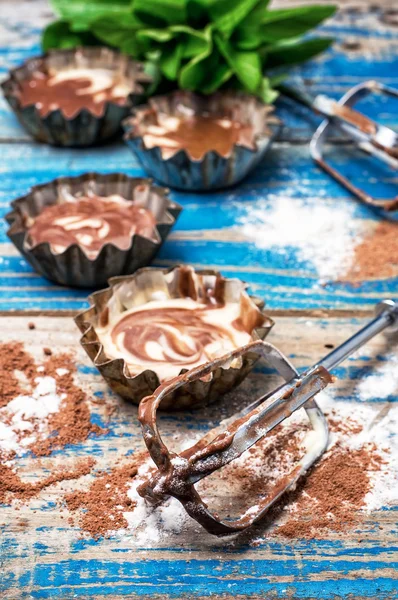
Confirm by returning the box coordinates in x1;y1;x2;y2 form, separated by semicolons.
234;195;366;284
122;462;191;546
0;376;64;456
356;354;398;401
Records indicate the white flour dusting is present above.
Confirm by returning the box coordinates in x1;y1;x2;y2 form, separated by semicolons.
356;354;398;401
121;461;191;546
0;376;64;456
235;195;366;284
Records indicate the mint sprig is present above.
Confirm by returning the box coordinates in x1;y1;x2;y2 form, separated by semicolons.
43;0;336;101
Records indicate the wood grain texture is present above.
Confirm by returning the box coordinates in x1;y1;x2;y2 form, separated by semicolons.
0;1;397;312
1;315;397;599
0;2;397;598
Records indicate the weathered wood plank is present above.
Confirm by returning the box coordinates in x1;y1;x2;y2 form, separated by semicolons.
0;1;397;312
0;141;396;312
1;315;397;599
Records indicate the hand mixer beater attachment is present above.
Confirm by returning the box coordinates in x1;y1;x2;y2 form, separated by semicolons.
282;81;398;211
138;300;398;536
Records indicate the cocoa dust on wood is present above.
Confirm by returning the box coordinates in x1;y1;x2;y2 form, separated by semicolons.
32;353;105;456
0;342;36;407
200;422;305;518
0;458;95;504
275;445;384;539
344;222;398;281
65;452;148;539
0;344;105;456
198;415;384;541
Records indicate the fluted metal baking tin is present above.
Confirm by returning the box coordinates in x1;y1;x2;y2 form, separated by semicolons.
5;173;182;288
1;47;152;147
123;90;281;191
75;265;275;409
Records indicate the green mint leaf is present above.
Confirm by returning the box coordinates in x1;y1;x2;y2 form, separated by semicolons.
132;0;187;26
169;25;209;58
159;42;183;79
265;36;334;68
257;5;336;41
201;62;233;93
209;0;262;38
235;4;336;48
179;51;233;93
178;24;213;89
236;0;270;26
50;0;132;32
257;76;279;103
91;15;142;55
215;34;262;92
42;20;99;50
232;24;264;50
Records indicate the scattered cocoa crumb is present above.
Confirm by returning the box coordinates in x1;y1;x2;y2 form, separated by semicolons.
0;458;95;504
275;445;383;539
200;422;305;518
28;322;35;330
0;342;36;408
43;347;52;356
328;415;363;436
344;222;398;281
31;353;105;456
0;344;105;457
66;452;148;539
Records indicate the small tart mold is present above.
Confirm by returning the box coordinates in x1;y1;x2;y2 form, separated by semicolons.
75;265;274;409
123;90;281;191
2;47;152;147
5;173;182;288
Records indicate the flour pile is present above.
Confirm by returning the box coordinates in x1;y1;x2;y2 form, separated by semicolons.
122;461;193;547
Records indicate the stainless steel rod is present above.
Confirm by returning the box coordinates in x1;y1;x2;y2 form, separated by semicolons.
319;300;398;372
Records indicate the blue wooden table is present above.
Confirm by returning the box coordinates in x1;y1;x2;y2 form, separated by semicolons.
1;1;397;598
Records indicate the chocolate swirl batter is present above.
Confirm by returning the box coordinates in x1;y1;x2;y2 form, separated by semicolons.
99;298;253;381
18;68;131;118
141;114;256;160
27;193;156;258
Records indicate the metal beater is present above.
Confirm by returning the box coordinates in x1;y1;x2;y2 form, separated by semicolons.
138;300;398;535
282;81;398;211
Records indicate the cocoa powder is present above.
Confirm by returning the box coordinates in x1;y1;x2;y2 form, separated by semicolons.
198;415;383;540
0;343;105;456
0;458;95;504
30;353;105;456
344;221;398;281
0;342;36;407
199;422;306;518
65;452;148;538
275;445;383;538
